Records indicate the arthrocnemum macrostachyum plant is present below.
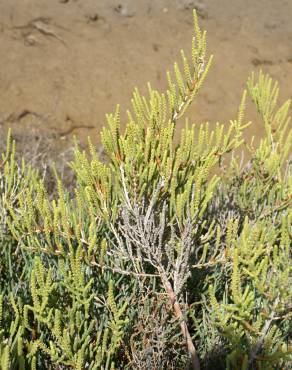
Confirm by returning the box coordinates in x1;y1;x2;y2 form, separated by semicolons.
67;9;252;369
1;9;291;370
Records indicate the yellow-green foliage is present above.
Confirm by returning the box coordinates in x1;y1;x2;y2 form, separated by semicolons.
209;216;291;369
0;10;291;370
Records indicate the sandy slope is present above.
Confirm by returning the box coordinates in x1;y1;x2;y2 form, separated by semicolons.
0;0;291;156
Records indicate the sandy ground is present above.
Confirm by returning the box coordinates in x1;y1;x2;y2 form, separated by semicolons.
0;0;291;158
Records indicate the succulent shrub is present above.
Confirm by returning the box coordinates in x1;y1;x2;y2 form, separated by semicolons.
1;10;291;370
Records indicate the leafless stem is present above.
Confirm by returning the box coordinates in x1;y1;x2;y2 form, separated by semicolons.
120;165;134;212
91;260;159;278
161;273;201;370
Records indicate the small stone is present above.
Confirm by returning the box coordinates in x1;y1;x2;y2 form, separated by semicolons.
114;4;135;18
85;13;100;23
24;34;38;46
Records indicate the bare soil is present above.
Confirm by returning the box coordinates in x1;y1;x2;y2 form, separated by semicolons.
0;0;291;158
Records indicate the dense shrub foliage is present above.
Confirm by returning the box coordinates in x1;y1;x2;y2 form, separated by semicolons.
0;11;291;370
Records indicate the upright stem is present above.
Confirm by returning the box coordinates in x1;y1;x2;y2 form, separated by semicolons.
162;275;200;370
